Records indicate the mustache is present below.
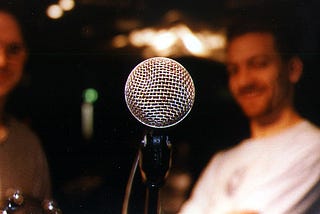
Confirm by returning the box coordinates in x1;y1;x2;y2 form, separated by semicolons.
235;83;265;96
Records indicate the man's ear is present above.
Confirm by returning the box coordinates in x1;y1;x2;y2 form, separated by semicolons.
288;56;303;83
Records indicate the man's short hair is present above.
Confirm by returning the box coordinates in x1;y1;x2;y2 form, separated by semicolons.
226;3;303;61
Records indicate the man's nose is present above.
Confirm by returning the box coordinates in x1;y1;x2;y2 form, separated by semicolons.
236;67;252;87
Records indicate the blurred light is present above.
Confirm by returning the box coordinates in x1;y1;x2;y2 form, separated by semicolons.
46;4;64;19
114;22;226;62
112;35;129;48
151;30;177;51
201;31;225;49
129;29;155;47
83;88;98;104
175;25;207;56
48;203;54;210
59;0;75;11
81;88;98;141
81;102;94;141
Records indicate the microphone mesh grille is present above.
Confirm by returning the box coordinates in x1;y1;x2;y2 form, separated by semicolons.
125;57;195;128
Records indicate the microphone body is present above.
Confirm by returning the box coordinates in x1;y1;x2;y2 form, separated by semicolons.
124;57;195;214
140;131;172;214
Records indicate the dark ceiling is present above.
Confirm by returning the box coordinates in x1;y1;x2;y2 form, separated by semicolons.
12;0;320;54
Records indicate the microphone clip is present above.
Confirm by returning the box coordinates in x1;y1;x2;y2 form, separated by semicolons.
139;131;172;189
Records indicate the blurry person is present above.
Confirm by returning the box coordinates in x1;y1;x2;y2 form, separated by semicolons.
0;7;52;210
179;7;320;214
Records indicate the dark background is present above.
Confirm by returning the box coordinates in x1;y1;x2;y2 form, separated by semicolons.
3;0;320;213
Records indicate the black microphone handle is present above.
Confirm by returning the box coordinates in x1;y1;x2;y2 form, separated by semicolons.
139;130;172;214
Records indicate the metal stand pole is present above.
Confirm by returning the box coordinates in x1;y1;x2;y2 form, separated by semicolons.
139;131;172;214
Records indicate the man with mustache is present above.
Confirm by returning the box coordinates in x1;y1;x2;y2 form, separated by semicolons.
179;7;320;214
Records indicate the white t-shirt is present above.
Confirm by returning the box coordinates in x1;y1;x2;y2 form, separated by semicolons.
179;120;320;214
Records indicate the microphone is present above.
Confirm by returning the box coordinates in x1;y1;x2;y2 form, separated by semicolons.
123;57;195;214
124;57;195;128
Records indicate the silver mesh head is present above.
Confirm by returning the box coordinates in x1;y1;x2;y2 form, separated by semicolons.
125;57;195;128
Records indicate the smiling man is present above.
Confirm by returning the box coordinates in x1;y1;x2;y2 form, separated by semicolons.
179;7;320;214
226;32;303;138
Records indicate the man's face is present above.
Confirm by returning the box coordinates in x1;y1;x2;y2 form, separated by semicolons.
226;32;294;120
0;12;26;98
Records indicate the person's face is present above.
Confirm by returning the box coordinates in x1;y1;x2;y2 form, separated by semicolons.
0;12;27;98
226;32;297;120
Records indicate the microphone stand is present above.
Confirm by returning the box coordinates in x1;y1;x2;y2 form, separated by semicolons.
139;130;172;214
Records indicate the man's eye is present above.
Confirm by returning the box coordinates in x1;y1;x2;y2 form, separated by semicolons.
250;59;269;69
6;43;25;55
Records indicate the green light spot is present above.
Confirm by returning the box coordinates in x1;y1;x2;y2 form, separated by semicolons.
83;88;98;103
